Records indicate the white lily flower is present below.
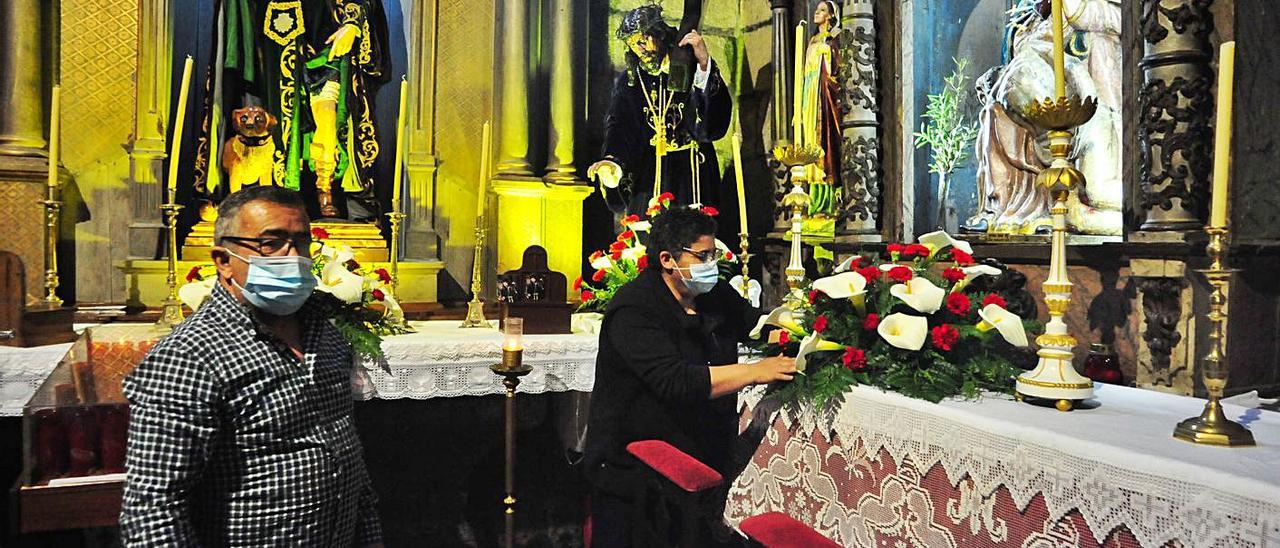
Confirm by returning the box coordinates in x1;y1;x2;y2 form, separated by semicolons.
749;306;807;339
811;271;868;300
876;313;929;351
320;242;355;265
918;230;973;257
977;303;1029;347
177;277;217;311
954;264;1003;292
729;275;763;308
888;277;946;314
621;245;647;262
590;254;613;270
629;220;651;231
318;261;365;304
795;333;846;372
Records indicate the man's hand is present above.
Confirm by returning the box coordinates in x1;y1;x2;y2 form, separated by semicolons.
326;23;361;61
752;356;797;384
678;30;710;71
588;159;623;189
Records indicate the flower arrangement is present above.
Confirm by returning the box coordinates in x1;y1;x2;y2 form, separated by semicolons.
754;230;1040;409
179;227;411;360
574;194;739;312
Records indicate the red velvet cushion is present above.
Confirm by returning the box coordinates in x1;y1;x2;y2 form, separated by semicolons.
740;512;841;548
625;440;724;493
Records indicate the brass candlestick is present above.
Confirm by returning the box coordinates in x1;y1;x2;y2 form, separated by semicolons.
1014;95;1097;411
491;349;531;548
1173;226;1256;446
155;199;186;330
737;231;752;298
461;220;488;328
38;191;64;310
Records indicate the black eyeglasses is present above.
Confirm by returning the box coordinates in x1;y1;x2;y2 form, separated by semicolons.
682;247;724;264
221;235;312;256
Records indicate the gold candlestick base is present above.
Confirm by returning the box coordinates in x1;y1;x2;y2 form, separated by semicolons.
461;221;489;328
1173;396;1257;446
37;198;64;310
155;202;185;331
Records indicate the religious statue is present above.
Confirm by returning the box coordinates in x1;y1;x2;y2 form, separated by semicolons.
192;0;391;221
965;0;1122;236
588;4;732;217
798;1;844;220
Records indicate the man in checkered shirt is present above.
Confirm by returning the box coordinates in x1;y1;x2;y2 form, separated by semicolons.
120;186;383;547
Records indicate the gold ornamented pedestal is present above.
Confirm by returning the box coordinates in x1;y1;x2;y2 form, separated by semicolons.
772;143;821;293
183;219;390;262
1014;95;1097;411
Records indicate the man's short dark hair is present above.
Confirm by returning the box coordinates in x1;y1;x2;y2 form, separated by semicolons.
647;206;717;266
616;4;676;41
213;186;308;245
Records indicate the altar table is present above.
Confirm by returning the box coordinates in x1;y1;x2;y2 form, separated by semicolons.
725;383;1280;548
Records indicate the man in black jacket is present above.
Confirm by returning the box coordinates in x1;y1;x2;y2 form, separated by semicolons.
588;4;733;216
585;207;796;546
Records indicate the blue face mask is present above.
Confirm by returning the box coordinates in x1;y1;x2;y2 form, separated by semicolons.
228;251;317;316
677;260;720;296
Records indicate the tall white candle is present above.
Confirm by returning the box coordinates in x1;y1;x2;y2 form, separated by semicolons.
167;56;195;201
732;132;748;235
793;22;805;145
392;78;408;204
1051;0;1066;99
47;86;60;189
477;121;492;219
1210;41;1235;228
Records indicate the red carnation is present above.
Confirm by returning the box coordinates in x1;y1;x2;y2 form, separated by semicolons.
778;331;791;346
609;241;627;253
951;249;975;266
658;192;675;204
636;255;649;271
888;266;914;283
886;243;905;255
844;256;864;270
905;244;931;258
311;227;330;240
186;266;202;282
808;289;823;304
857;266;881;282
724;251;734;261
946;292;971;315
647;205;662;216
610;250;623;261
942;267;966;284
621;214;640;227
983;293;1007;308
813;315;829;333
589;250;604;262
862;313;880;330
843;347;867;371
371;288;386;301
701;205;720;216
592;269;608;283
375;268;392;284
931;324;959;351
617;230;636;242
581;290;595;301
572;276;583;291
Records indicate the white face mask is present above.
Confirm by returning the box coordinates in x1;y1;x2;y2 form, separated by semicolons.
674;260;719;296
227;250;317;316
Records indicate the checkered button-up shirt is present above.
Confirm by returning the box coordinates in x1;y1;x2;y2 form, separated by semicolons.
120;283;382;547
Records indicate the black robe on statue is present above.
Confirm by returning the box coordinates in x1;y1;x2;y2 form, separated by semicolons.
600;59;732;215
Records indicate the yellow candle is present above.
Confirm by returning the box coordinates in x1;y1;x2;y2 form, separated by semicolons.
732;132;748;235
1051;0;1066;98
1210;41;1235;228
793;21;805;145
392;77;408;204
167;56;195;201
476;121;492;219
47;86;60;189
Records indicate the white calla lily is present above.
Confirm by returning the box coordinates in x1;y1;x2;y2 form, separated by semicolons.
954;264;1002;292
811;272;868;300
834;255;864;273
795;333;846;372
318;261;365;304
590;254;613;270
977;303;1029;347
379;290;405;324
888;277;946;314
629;220;651;231
918;230;973;257
177;277;217;311
621;245;647;262
876;313;929;351
729;275;763;308
749;305;807;339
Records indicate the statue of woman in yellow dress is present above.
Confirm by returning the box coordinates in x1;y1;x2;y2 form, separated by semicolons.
798;0;844;221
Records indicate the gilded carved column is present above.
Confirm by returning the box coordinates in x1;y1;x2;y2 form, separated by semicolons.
837;0;880;236
126;0;172;257
1137;0;1215;231
405;0;442;258
495;0;533;177
1131;259;1197;395
0;0;47;157
542;0;581;184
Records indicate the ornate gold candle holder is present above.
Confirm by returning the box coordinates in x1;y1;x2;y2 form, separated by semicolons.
37;193;64;310
1173;226;1256;446
1014;95;1096;411
383;205;409;329
772;142;821;294
155;201;186;331
461;220;488;328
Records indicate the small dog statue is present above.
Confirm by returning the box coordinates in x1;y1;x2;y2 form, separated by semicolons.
222;106;278;193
